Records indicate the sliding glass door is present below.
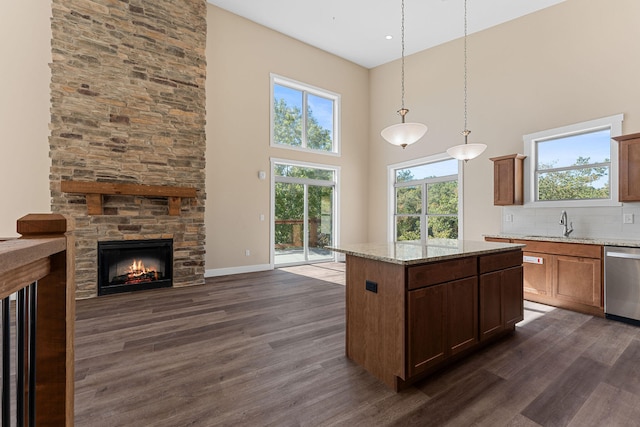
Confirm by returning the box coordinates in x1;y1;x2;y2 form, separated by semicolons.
273;161;336;266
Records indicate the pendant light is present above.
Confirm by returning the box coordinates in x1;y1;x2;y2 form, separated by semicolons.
446;0;487;161
381;0;427;149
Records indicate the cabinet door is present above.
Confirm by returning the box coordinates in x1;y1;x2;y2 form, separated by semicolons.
554;256;602;308
503;266;524;328
619;137;640;202
522;252;552;297
479;271;503;341
480;266;524;341
407;284;447;377
448;277;478;355
493;158;516;205
491;154;525;206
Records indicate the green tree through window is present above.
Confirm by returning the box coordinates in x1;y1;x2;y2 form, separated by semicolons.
272;78;337;153
394;160;459;243
537;156;609;201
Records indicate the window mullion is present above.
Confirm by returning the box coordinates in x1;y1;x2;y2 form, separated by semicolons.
422;182;428;244
302;91;308;148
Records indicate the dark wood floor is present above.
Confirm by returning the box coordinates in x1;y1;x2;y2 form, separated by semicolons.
75;263;640;426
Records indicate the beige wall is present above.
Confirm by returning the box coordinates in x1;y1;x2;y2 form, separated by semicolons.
368;0;640;243
0;1;52;237
205;5;370;272
4;0;639;268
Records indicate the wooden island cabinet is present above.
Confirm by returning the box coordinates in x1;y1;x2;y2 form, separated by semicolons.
330;241;524;391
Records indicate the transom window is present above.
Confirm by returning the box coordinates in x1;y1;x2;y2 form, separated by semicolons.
270;74;340;155
390;156;460;244
524;114;623;207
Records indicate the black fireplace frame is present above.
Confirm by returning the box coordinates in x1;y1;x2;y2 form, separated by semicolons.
97;238;173;296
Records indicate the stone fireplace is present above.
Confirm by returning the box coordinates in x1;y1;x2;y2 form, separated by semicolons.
48;0;207;299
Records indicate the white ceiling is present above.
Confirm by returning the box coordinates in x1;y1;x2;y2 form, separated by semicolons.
206;0;566;69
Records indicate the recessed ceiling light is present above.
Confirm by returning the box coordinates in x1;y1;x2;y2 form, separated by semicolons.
385;35;393;40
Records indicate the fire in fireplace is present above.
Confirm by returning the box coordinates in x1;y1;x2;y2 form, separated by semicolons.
97;239;173;296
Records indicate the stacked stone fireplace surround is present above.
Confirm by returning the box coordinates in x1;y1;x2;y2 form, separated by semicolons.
49;0;207;299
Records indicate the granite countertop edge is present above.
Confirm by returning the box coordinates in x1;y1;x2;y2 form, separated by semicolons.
328;241;525;266
484;234;640;248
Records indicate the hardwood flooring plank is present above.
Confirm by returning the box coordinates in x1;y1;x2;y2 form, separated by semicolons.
604;338;640;397
568;382;640;427
521;356;609;427
389;369;504;426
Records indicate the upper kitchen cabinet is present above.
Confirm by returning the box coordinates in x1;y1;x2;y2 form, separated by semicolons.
490;154;526;206
614;132;640;202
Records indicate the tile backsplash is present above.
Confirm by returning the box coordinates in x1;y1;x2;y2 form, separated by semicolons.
502;203;640;241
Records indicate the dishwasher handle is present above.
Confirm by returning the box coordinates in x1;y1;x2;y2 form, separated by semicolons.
606;251;640;260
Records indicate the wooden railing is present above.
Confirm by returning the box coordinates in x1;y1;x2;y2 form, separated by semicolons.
0;214;74;426
274;218;322;247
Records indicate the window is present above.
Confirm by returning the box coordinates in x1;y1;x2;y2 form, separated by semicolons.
524;114;623;207
270;74;340;155
389;155;461;244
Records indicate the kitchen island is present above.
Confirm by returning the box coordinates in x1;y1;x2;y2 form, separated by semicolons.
330;240;525;391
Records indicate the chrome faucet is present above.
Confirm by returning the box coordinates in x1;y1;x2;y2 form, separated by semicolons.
560;210;573;237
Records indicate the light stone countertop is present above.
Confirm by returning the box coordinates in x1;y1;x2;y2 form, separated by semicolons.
484;234;640;248
328;240;524;266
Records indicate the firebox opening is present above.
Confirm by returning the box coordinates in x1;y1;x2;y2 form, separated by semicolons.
98;239;173;296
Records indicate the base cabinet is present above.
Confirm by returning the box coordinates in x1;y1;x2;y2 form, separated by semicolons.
408;277;478;378
408;283;447;377
479;259;523;342
522;251;552;297
554;255;601;308
486;238;604;317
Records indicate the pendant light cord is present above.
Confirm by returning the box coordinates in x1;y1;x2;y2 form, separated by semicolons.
463;0;469;143
401;0;405;111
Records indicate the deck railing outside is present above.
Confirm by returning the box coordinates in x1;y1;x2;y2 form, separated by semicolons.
0;214;74;426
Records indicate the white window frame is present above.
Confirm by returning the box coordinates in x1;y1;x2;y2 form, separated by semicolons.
523;114;623;208
270;74;341;156
270;158;341;267
387;153;463;243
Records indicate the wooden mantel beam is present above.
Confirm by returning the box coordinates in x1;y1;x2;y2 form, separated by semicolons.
60;181;197;216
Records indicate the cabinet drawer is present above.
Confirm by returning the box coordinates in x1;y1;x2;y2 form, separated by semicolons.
512;240;601;259
408;257;477;290
479;250;522;274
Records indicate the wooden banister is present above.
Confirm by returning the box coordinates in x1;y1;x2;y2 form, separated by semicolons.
0;214;74;426
60;180;197;216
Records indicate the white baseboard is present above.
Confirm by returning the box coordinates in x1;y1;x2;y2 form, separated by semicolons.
205;263;273;278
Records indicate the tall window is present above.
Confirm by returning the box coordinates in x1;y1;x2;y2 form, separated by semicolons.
390;156;460;244
270;74;340;155
524;114;623;206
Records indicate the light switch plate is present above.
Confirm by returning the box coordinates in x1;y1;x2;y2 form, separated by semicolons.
624;213;634;224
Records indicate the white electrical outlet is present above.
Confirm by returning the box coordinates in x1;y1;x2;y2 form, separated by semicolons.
624;213;634;224
260;213;265;221
505;214;513;223
245;249;251;256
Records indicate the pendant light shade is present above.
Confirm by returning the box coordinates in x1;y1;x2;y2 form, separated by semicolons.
381;123;428;148
381;108;428;148
447;142;487;160
381;0;427;149
447;0;486;161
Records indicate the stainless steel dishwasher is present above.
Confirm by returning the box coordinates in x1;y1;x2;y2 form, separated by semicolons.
605;246;640;325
